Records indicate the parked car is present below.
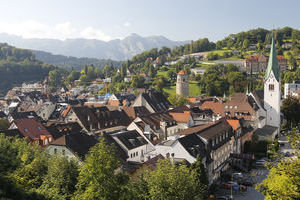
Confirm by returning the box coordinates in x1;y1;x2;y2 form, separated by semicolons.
220;182;232;189
239;180;253;186
216;195;232;200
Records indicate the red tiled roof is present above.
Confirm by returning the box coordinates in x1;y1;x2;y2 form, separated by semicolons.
169;111;191;123
226;119;240;131
62;105;71;117
201;101;224;115
13;118;52;141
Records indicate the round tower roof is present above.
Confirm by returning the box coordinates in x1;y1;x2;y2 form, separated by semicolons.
178;70;186;75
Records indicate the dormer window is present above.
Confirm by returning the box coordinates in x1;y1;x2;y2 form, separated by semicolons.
37;126;42;130
24;128;29;133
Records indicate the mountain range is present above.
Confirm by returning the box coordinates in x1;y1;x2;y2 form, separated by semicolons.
0;33;188;61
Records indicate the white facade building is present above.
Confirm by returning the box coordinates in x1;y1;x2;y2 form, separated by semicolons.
284;81;300;98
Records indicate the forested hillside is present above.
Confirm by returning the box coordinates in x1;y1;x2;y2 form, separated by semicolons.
33;50;122;70
0;43;54;96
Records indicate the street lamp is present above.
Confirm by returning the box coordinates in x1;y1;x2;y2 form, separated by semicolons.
230;173;233;200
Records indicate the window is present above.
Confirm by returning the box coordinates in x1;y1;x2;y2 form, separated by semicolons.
24;128;29;133
136;151;138;156
37;126;42;130
269;84;274;91
62;149;65;155
54;148;57;154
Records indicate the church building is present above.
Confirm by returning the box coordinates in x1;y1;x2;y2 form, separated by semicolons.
249;38;281;140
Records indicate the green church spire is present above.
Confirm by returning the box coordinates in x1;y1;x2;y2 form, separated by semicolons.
264;37;280;81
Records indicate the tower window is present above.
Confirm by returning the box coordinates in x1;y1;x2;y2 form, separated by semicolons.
269;84;274;91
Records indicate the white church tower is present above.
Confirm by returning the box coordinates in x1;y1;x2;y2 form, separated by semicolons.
264;38;281;131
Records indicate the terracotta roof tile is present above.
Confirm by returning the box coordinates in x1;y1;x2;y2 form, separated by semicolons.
201;101;224;115
226;119;240;131
178;70;186;75
13;118;52;141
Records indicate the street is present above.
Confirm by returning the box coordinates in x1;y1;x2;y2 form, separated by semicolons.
215;168;268;200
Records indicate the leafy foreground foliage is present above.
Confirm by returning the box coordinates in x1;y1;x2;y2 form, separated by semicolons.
0;134;209;200
256;156;300;200
127;155;208;200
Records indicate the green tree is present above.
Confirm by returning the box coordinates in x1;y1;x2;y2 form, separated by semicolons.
281;96;300;126
84;65;88;75
66;70;81;83
256;157;300;200
168;94;189;107
38;155;79;200
190;155;208;199
130;75;145;88
73;137;128;200
242;39;250;49
0;118;9;132
153;76;167;92
145;159;201;200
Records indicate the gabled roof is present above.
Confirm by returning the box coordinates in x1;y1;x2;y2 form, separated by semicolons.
265;38;280;81
178;133;206;159
13;118;52;140
46;122;83;140
254;125;278;137
112;130;148;150
140;89;171;112
50;132;98;160
226;119;240;131
201;101;224;115
123;106;150;120
196;118;232;140
0;111;6;118
2;129;24;138
251;90;264;107
10;111;41;121
139;112;177;130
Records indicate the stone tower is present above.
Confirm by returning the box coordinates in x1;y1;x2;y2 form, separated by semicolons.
264;38;281;130
176;70;189;97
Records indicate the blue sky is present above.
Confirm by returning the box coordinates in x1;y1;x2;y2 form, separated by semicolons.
0;0;299;41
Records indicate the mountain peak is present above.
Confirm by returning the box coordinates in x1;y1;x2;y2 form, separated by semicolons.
0;33;188;60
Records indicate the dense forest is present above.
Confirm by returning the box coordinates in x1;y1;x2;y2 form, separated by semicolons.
0;43;54;96
33;50;122;70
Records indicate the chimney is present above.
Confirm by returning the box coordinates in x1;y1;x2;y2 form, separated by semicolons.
170;153;175;164
89;123;93;131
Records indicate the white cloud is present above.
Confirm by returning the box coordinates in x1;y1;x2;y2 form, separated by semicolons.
80;27;112;41
123;22;131;27
0;20;114;41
